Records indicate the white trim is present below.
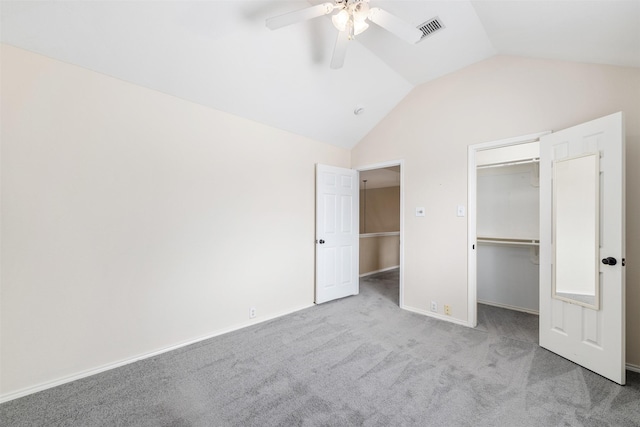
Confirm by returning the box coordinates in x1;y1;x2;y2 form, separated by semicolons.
468;145;478;327
477;299;539;315
360;231;400;238
354;159;405;309
0;303;314;404
403;305;472;327
626;363;640;374
468;131;550;330
359;265;400;277
472;132;550;152
355;159;405;171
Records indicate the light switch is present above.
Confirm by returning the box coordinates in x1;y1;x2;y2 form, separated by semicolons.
415;207;425;217
457;205;465;217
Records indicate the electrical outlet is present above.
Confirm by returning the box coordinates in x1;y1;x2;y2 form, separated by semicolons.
444;305;451;315
431;301;438;312
249;307;256;319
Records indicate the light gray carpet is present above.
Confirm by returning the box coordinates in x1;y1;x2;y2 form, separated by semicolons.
2;269;639;426
476;303;539;345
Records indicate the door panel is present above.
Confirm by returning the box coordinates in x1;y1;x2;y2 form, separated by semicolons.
539;112;625;384
316;164;359;304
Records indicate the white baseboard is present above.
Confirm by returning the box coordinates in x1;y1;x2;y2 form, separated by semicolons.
477;299;539;315
402;305;471;327
0;303;314;404
359;265;399;277
626;363;640;374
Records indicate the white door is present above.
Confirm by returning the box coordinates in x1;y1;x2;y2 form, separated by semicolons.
315;164;359;304
539;112;625;384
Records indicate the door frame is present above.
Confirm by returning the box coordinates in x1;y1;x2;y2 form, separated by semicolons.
467;132;550;327
355;160;405;307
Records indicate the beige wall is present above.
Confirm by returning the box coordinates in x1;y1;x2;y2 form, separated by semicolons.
359;186;400;275
360;186;400;234
0;45;349;398
359;236;400;275
351;56;640;366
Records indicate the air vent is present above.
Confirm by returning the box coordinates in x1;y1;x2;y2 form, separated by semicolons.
417;17;444;42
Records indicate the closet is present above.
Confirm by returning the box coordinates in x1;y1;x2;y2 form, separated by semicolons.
476;142;540;314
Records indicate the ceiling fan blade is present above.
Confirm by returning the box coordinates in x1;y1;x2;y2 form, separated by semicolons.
266;2;335;30
330;30;349;69
367;7;422;44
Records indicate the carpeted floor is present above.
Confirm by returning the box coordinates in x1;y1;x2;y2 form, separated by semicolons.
2;269;639;426
476;302;539;345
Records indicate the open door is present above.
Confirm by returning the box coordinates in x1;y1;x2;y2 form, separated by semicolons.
315;164;359;304
539;112;625;384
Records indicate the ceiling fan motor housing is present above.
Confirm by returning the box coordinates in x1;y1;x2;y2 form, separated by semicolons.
336;0;370;14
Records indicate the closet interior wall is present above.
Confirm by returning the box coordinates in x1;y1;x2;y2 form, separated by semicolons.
476;143;541;314
359;168;400;277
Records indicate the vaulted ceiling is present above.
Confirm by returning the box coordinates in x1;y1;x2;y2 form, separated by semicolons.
2;1;639;149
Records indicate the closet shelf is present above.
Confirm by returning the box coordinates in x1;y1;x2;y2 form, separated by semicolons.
476;157;539;170
477;237;539;246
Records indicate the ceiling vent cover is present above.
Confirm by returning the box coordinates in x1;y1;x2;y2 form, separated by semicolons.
417;17;444;42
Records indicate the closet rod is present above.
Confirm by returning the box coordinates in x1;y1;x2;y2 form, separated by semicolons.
477;237;539;246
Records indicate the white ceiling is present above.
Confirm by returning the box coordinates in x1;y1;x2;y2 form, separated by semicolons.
2;1;639;149
361;166;401;189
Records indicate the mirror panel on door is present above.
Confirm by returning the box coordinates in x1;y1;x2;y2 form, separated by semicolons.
552;152;600;309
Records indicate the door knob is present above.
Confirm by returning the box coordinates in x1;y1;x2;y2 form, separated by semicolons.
318;239;325;244
602;257;617;266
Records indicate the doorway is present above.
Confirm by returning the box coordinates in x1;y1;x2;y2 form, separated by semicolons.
357;161;404;306
467;132;548;327
468;113;626;384
474;139;543;343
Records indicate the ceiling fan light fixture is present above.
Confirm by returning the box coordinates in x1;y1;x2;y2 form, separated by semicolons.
352;2;370;22
331;9;349;31
266;0;419;69
332;5;369;37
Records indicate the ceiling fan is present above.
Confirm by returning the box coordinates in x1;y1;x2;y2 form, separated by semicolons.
266;0;422;69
